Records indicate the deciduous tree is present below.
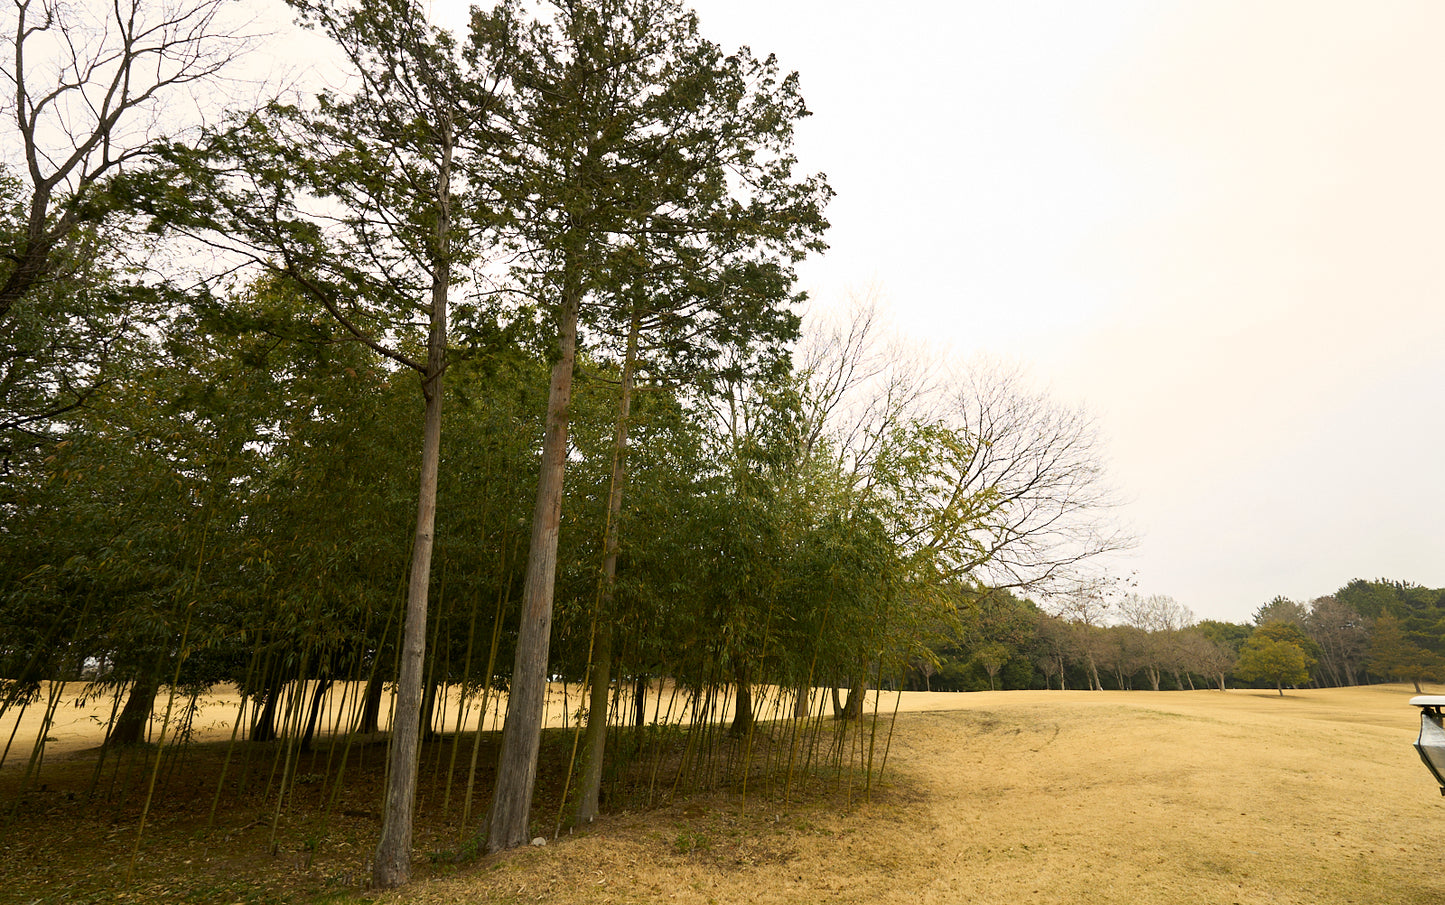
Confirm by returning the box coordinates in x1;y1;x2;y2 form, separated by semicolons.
1235;635;1311;696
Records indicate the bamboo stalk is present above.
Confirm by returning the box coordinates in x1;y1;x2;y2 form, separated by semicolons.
460;546;514;834
128;603;194;881
85;683;126;803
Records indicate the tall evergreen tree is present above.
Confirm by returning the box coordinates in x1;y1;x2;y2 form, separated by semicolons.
471;0;828;852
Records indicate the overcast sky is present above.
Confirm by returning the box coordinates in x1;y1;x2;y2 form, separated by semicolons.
649;0;1444;624
410;1;1445;622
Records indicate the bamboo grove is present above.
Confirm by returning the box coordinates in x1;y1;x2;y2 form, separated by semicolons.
0;0;1127;886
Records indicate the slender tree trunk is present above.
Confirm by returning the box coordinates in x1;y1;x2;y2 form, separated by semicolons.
578;308;638;824
576;625;612;823
372;120;451;891
487;277;581;853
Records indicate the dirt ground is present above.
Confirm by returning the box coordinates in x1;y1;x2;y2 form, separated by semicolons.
3;684;1443;904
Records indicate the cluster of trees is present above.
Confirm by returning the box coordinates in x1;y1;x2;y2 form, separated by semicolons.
1;0;1127;888
911;579;1445;698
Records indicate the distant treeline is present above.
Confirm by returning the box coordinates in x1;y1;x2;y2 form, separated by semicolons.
912;579;1444;694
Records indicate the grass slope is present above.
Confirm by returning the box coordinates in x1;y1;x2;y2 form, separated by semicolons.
381;685;1444;905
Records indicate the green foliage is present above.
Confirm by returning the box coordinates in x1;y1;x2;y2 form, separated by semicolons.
1251;621;1322;667
1367;614;1445;690
1196;620;1252;654
1234;635;1312;694
1336;578;1441;620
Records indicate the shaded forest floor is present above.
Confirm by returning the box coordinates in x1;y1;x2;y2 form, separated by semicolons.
5;684;1445;904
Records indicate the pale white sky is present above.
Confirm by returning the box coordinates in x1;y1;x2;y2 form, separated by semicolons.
401;1;1444;622
678;0;1445;623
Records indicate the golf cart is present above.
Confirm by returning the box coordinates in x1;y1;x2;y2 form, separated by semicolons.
1410;696;1445;794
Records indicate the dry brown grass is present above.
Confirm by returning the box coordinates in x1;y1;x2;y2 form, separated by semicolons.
3;684;1443;904
382;685;1445;905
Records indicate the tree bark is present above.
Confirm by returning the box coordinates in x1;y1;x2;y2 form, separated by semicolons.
105;673;160;747
420;680;439;742
729;662;753;737
578;307;638;824
487;278;581;853
300;679;332;751
843;677;864;720
372;117;451;891
250;680;282;742
357;671;385;734
576;624;612;823
794;681;812;718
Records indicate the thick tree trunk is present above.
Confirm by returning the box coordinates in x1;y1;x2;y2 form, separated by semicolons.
357;671;385;734
372;124;451;891
487;280;581;854
729;662;753;737
843;678;864;719
578;309;637;824
420;680;439;742
251;669;287;742
794;681;812;718
105;673;160;747
834;671;864;721
300;679;332;751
